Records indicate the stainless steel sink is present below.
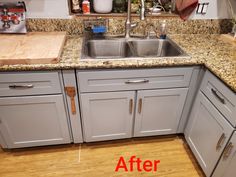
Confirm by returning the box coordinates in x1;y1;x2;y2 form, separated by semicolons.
128;39;183;57
81;37;188;59
86;39;129;59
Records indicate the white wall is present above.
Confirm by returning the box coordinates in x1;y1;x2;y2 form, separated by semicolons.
191;0;231;19
1;0;70;19
1;0;234;19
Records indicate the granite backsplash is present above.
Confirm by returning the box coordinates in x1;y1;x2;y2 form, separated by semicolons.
26;17;233;35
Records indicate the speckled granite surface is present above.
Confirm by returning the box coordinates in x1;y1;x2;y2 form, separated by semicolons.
26;18;233;35
0;34;235;92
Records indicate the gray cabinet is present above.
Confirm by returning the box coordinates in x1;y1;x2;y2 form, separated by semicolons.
77;68;193;142
80;91;135;142
0;72;62;97
212;132;236;177
0;95;71;148
134;88;188;137
201;71;236;127
0;71;72;149
185;92;233;177
62;70;83;143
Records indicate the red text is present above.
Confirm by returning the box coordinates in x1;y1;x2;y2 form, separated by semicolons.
115;156;160;172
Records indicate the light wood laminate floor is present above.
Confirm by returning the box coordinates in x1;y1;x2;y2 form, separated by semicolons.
0;136;205;177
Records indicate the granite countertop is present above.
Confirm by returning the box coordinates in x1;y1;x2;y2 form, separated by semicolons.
0;34;235;92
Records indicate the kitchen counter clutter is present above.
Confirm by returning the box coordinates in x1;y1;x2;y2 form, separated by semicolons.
0;34;235;93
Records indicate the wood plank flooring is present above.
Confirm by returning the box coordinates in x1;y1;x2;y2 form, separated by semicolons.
0;136;205;177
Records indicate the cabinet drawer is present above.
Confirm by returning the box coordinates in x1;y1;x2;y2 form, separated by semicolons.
200;71;236;127
0;72;62;97
77;67;193;93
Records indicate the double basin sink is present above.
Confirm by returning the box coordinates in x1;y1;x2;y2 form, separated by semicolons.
81;37;188;59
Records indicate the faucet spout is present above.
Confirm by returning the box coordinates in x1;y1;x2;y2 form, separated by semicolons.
140;0;145;21
125;0;145;38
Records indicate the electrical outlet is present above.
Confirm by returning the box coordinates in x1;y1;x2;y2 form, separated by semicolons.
196;2;209;14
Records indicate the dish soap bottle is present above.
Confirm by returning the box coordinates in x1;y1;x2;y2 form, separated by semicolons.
159;20;167;39
82;0;90;14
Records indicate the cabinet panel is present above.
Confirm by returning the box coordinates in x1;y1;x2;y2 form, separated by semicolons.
78;68;193;93
200;71;236;127
212;132;236;177
0;71;62;97
134;88;188;137
0;95;71;148
80;91;135;142
185;92;233;177
62;70;83;143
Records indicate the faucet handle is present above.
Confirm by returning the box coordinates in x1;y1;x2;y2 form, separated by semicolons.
130;22;138;29
145;23;157;39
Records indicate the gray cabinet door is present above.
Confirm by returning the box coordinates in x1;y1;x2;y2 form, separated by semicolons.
134;88;188;137
0;95;71;148
212;132;236;177
80;91;135;142
185;92;233;177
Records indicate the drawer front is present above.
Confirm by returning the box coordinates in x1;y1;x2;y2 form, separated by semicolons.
0;72;62;97
200;71;236;127
77;67;193;93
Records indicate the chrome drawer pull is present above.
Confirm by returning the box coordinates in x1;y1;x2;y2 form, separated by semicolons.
9;84;34;89
211;88;225;104
223;142;234;159
216;133;226;150
125;79;149;84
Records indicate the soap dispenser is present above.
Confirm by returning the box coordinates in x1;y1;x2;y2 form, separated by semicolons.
159;20;167;39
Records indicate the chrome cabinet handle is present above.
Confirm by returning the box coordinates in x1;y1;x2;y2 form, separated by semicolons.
211;88;225;104
138;98;142;114
125;79;149;84
223;142;234;159
9;84;34;89
129;99;133;114
216;133;226;150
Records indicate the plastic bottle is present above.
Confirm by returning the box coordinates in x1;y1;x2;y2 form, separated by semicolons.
159;20;167;39
82;0;90;14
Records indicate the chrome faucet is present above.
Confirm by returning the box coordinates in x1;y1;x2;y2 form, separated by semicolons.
125;0;145;38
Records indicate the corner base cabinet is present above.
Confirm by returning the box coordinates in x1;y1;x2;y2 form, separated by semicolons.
185;92;233;177
212;132;236;177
